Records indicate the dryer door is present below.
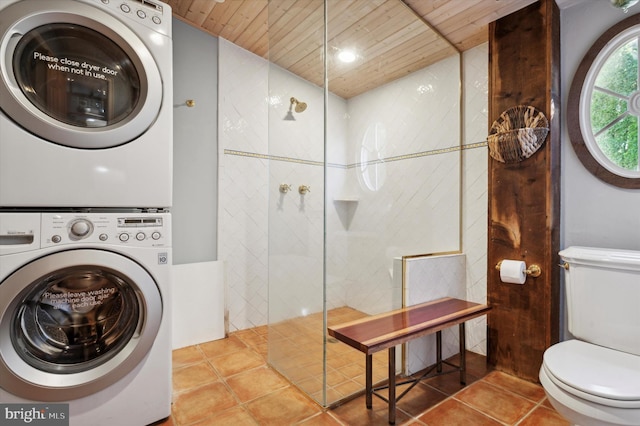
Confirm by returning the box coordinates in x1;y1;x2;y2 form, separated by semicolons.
0;249;162;401
0;0;163;148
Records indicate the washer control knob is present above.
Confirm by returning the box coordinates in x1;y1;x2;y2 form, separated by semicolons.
70;219;92;238
52;235;62;243
152;231;161;240
119;233;129;242
136;232;146;241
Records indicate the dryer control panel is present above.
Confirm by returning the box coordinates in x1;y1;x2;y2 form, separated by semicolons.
41;212;171;248
93;0;172;35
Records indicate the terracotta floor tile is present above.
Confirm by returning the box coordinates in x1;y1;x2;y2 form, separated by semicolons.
254;325;268;335
297;412;343;425
330;393;412;426
167;315;568;426
333;378;364;398
208;347;266;377
519;405;571;426
172;345;205;369
422;369;478;396
337;362;366;378
542;397;556;409
198;335;247;358
233;329;267;349
482;370;546;402
171;381;238;425
455;380;536;424
322;387;345;405
172;361;218;393
394;382;448;418
463;351;493;378
189;406;259;425
326;368;350;386
418;398;501;425
298;376;324;395
246;387;321;425
225;366;289;402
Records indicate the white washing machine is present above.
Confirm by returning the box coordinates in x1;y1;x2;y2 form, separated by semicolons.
0;0;173;209
0;212;172;426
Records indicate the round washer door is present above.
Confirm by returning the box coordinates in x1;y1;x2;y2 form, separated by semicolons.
0;249;162;401
0;0;163;149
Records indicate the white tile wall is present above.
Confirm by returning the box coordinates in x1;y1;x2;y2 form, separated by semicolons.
218;39;269;331
403;254;466;375
462;44;489;355
218;37;489;358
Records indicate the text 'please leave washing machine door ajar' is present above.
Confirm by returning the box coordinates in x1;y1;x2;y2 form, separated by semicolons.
0;249;162;401
0;0;163;149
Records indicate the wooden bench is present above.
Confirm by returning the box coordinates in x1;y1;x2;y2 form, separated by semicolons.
328;297;491;424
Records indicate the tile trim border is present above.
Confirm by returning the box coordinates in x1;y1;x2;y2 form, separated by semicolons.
224;141;487;169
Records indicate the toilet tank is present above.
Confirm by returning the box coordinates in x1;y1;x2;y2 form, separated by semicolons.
560;246;640;356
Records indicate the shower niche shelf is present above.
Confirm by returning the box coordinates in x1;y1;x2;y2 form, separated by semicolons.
333;198;358;230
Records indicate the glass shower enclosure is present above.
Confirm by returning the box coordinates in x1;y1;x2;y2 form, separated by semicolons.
266;0;461;407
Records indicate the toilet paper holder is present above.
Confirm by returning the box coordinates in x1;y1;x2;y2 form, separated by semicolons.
495;260;542;277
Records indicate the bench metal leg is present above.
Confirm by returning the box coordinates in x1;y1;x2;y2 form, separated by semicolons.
436;330;442;373
388;346;396;425
459;323;466;385
366;354;372;409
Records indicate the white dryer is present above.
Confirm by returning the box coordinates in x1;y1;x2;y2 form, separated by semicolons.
0;212;172;426
0;0;173;209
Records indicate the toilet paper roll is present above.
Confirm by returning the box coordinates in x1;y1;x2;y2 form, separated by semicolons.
500;259;526;284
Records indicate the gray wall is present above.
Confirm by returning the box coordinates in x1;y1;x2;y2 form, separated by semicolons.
562;2;640;251
172;18;218;264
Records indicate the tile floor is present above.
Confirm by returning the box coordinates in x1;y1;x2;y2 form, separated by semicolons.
159;323;570;426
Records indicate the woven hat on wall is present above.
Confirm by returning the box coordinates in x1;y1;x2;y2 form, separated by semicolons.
487;105;549;163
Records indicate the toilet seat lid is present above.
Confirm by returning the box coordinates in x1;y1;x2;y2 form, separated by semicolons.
544;340;640;401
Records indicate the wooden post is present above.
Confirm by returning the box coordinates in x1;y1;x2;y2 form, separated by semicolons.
487;0;561;382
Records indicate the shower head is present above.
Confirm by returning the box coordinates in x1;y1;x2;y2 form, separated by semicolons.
290;97;307;113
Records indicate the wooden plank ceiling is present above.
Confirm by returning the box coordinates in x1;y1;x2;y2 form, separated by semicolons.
167;0;537;98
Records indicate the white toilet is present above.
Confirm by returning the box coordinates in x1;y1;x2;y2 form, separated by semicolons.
539;246;640;426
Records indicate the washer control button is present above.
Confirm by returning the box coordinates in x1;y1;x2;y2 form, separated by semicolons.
151;231;161;240
120;4;131;13
70;219;92;239
136;9;146;19
51;235;61;243
136;232;146;241
99;233;108;241
119;233;129;242
152;16;161;25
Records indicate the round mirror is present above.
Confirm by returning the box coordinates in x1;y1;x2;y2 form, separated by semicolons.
568;13;640;188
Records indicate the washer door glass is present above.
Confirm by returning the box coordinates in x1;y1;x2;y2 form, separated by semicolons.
0;249;163;401
14;24;140;129
13;266;140;374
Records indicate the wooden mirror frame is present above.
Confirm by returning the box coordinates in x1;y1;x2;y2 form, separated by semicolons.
568;13;640;189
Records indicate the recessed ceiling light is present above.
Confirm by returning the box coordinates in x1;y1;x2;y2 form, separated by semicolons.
338;50;356;63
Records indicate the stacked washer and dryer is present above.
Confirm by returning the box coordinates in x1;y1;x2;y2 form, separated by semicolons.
0;0;173;425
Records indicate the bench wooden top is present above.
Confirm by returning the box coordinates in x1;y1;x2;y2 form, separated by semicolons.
328;297;491;355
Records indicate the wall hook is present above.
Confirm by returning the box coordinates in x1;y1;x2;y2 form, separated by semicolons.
185;99;196;107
